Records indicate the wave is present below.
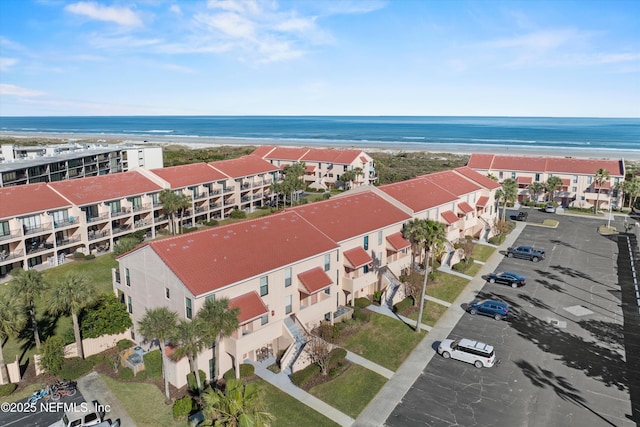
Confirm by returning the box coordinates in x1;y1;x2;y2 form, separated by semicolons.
129;129;175;133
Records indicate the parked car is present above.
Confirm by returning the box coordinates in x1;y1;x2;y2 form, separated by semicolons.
506;245;545;262
437;338;497;368
467;299;510;320
516;211;528;221
544;204;556;213
487;271;526;288
49;402;103;427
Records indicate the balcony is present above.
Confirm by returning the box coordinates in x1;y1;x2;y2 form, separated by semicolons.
54;217;79;228
195;206;208;214
55;236;82;247
0;249;24;262
87;213;109;223
134;219;152;229
241;183;251;190
154;215;168;222
241;196;251;203
88;230;109;241
132;204;151;213
223;187;234;194
224;198;235;205
341;272;376;294
209;202;221;209
24;224;53;236
0;230;21;242
211;189;221;195
112;225;132;235
111;208;132;218
193;192;209;200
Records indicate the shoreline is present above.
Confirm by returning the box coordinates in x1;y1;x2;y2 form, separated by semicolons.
2;131;639;160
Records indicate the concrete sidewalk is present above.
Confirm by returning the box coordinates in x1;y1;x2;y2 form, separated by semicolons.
354;222;526;426
77;371;136;426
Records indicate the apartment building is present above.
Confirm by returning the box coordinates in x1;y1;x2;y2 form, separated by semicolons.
467;154;625;210
252;146;376;189
0;143;163;187
112;167;499;388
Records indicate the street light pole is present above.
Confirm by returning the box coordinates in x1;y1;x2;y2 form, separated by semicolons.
607;202;613;228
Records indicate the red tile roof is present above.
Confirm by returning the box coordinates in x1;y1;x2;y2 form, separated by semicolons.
151;163;228;188
457;202;474;214
453;167;502;190
209;155;279;179
468;154;624;177
594;181;611;189
292;191;411;242
561;178;570;187
0;183;71;219
360;156;368;163
256;146;309;161
517;176;533;184
476;196;489;207
298;267;333;294
378;178;458;213
301;148;364;164
305;165;316;172
229;291;268;325
343;246;372;269
386;232;411;251
49;171;162;206
441;210;459;225
425;170;482;196
251;146;277;157
146;211;338;296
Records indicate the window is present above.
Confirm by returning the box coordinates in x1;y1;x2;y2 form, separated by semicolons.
324;312;331;321
324;254;331;272
125;268;130;286
324;287;331;295
511;172;516;179
285;268;292;287
363;264;369;273
587;176;592;184
573;175;578;183
0;221;9;237
165;288;170;299
109;201;121;214
378;231;383;245
615;178;620;185
285;295;292;314
186;297;192;319
261;313;269;325
572;187;577;192
52;210;69;226
127;296;132;314
206;294;215;304
115;270;121;284
363;235;369;250
535;173;541;182
21;215;41;232
498;171;503;180
260;276;268;296
343;165;348;172
128;196;142;208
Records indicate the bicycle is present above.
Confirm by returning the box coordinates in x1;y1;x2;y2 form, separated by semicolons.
26;386;58;404
53;387;77;398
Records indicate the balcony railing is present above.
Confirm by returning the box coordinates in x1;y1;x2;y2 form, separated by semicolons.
241;197;250;203
195;206;208;214
209;203;221;209
55;236;82;247
88;230;109;241
135;219;152;229
223;187;234;194
211;189;221;195
241;183;251;190
87;213;109;223
112;225;132;235
132;204;151;213
0;249;24;262
252;194;262;200
194;192;209;200
224;198;235;205
0;230;21;242
54;217;79;228
111;208;132;218
24;224;53;235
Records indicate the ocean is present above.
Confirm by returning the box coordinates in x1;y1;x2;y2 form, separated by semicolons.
1;116;639;156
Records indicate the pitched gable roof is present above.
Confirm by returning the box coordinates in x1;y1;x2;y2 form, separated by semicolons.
424;170;482;196
441;210;459;225
229;291;269;325
545;157;623;176
251;146;277;158
209;155;279;178
386;232;411;251
466;153;494;169
343;246;373;269
0;183;71;219
301;148;365;164
151;163;228;188
292;191;411;242
378;178;458;213
468;154;624;177
147;211;338;296
254;146;309;161
49;171;162;205
298;267;333;294
453;166;502;190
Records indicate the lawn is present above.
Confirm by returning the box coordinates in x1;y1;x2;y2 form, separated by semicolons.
340;312;426;371
405;300;448;327
308;365;387;419
0;254;118;363
462;262;483;277
426;273;470;303
252;378;339;427
471;244;496;262
542;219;559;227
101;374;187;427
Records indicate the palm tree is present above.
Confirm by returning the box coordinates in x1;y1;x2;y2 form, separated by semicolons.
160;189;192;235
202;378;274;427
138;307;178;403
494;189;505;220
593;168;611;213
170;319;207;396
545;176;563;204
501;178;518;220
48;272;98;359
0;293;26;384
197;298;239;381
340;167;363;190
402;219;427;270
10;269;48;349
528;182;545;204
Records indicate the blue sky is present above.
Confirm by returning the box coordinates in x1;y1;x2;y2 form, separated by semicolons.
0;0;638;117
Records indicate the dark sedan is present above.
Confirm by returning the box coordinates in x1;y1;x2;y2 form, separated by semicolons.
487;271;526;288
467;299;510;320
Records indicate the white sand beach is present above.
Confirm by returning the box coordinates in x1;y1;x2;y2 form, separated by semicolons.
2;131;639;160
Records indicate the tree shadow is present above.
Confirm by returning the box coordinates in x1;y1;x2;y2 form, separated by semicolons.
549;239;611;260
534;269;565;284
515;360;619;426
517;293;552;311
535;278;565;293
549;265;611;288
508;306;627;391
578;319;625;350
18;311;61;359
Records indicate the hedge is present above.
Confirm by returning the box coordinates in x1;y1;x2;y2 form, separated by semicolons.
173;396;194;420
143;349;163;379
117;339;134;351
328;348;347;368
291;363;321;387
354;297;371;308
187;369;207;392
119;367;134;380
393;297;414;314
59;357;94;380
0;383;17;397
223;364;254;381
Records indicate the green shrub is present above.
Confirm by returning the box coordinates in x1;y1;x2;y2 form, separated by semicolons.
173;396;194;420
73;252;86;259
143;349;163;379
86;354;104;366
84;254;96;260
229;209;247;219
119;367;134;380
488;234;506;245
354;297;371;308
62;328;75;346
39;336;66;375
136;370;148;379
290;363;321;387
117;339;134;351
59;357;94;380
239;364;254;378
187;369;207;392
328;348;347;368
183;227;198;234
0;383;17;397
452;260;467;272
329;362;344;376
373;291;382;303
203;220;219;226
223;368;236;382
317;323;340;342
393;297;414;314
352;307;371;323
81;294;133;339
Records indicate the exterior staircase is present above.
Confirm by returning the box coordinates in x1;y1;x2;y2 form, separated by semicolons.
282;317;310;375
381;268;402;310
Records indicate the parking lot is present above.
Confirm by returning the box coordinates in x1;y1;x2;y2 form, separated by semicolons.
386;209;637;427
0;390;85;427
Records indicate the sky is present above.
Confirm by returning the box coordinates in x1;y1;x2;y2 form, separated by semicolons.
0;0;638;117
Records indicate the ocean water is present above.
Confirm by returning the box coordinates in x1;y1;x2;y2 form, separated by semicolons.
0;116;638;154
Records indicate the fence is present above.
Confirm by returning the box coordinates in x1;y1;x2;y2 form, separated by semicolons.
34;330;131;376
0;357;21;385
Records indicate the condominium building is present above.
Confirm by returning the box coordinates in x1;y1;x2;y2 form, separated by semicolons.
467;154;625;209
0;142;163;187
112;166;500;387
252;146;376;189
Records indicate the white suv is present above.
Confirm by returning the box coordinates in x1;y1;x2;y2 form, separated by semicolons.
438;338;496;368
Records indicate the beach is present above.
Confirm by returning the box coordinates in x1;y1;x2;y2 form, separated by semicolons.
2;131;639;160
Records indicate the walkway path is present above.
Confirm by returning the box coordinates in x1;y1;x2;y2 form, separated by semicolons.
77;371;135;427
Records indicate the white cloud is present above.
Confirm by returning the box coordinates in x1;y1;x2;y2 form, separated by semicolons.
0;57;18;72
0;37;24;51
161;63;195;73
196;11;256;39
169;4;182;15
65;2;143;27
0;84;45;97
207;0;262;15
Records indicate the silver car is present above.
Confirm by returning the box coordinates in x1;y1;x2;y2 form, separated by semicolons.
437;338;496;368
